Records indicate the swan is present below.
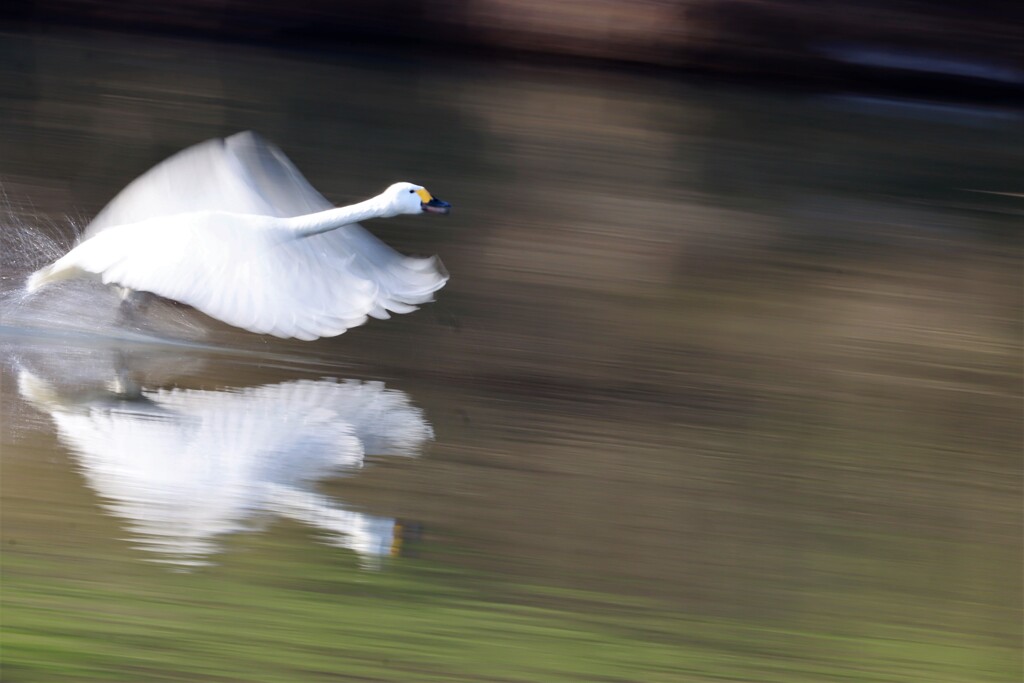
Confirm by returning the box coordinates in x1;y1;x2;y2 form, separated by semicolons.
24;132;451;341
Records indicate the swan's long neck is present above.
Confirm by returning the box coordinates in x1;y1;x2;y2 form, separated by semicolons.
285;195;390;236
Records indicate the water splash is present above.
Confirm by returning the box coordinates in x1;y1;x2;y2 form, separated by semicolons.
0;197;207;342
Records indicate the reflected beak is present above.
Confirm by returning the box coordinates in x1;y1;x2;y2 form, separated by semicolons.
422;197;451;215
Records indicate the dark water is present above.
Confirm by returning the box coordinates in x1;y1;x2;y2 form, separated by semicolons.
1;29;1021;682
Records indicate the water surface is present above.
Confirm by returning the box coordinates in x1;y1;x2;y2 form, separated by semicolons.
1;28;1020;682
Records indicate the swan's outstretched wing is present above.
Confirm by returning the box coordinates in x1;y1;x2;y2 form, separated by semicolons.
70;131;448;338
40;213;445;339
85;131;332;238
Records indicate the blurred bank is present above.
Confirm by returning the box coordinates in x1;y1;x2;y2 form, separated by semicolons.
3;0;1022;99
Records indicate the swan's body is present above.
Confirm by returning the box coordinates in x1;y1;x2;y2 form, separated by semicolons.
26;132;450;340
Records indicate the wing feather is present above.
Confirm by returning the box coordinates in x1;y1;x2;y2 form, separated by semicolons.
61;214;412;339
85;131;333;237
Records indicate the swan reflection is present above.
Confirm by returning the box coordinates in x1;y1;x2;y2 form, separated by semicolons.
18;369;432;567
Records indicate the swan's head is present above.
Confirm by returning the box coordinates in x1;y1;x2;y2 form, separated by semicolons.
381;182;451;217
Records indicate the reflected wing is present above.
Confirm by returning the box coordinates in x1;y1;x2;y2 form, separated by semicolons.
19;370;432;566
59;213;445;340
85;131;333;238
225;378;435;456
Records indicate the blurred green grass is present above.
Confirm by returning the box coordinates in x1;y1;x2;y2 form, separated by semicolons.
3;537;1017;683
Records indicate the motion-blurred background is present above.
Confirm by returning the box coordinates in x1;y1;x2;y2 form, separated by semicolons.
1;3;1021;683
5;0;1023;89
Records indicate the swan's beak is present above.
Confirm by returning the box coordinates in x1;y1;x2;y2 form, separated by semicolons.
416;188;451;215
422;197;451;214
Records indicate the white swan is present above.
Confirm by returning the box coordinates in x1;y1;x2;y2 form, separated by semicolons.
25;132;451;340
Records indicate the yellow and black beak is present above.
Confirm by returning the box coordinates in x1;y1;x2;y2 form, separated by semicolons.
416;188;451;215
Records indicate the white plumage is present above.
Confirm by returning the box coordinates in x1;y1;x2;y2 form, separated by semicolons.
26;132;450;340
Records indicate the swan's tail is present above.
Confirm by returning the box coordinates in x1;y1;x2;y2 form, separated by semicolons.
17;369;60;409
26;262;79;293
26;265;55;292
